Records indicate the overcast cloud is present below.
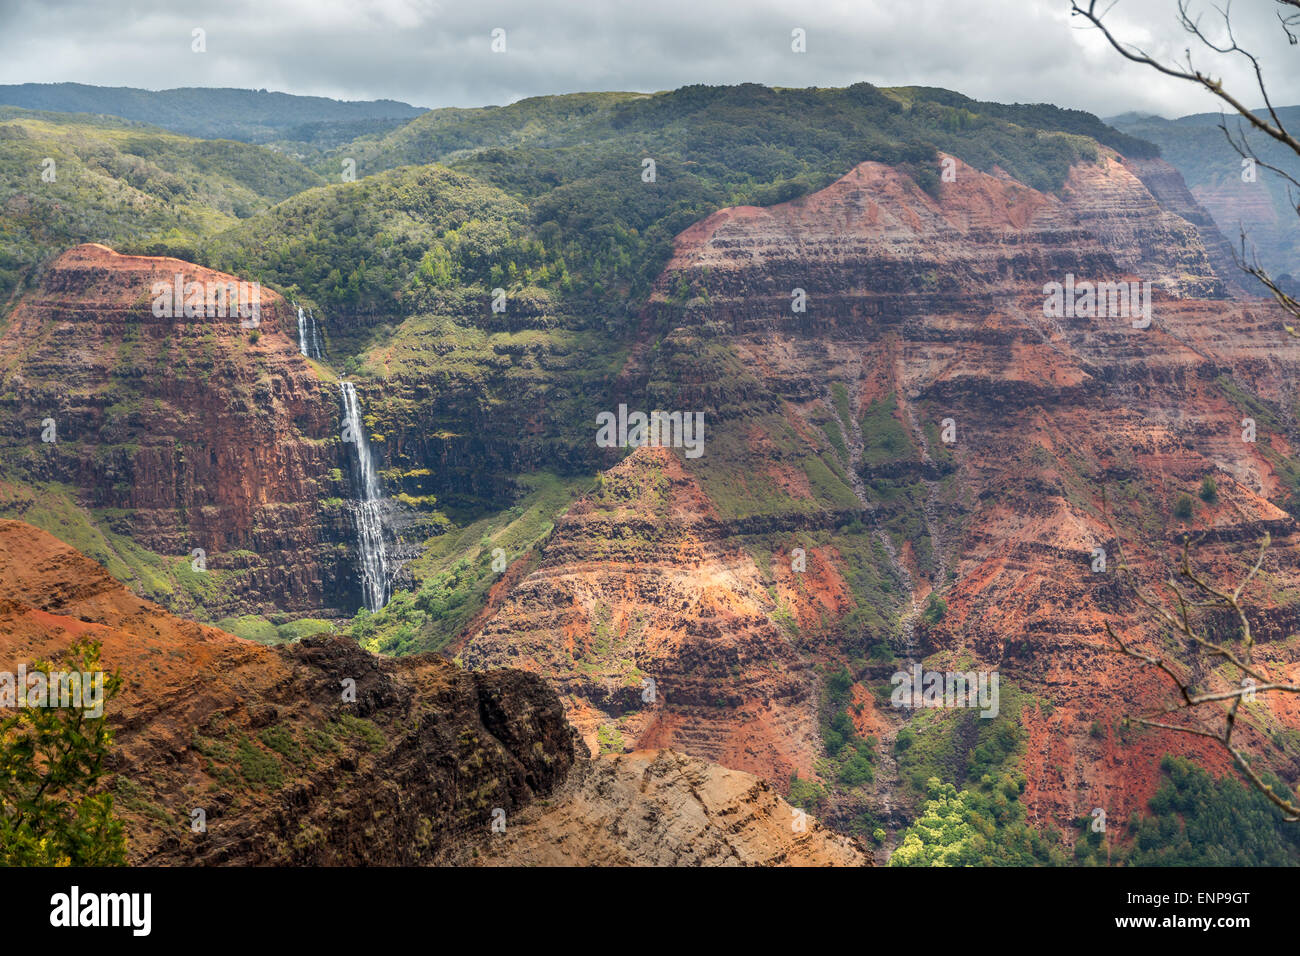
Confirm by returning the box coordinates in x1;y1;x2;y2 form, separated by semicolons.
0;0;1296;119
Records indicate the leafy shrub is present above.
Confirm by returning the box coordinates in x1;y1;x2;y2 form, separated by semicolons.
0;639;127;865
922;593;947;625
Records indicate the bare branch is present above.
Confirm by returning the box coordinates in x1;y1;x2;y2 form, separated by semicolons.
1071;0;1300;328
1070;0;1300;154
1098;488;1299;818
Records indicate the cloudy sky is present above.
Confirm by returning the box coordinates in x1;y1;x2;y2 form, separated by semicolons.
1;0;1296;118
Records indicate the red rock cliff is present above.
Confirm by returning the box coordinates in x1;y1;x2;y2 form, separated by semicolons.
0;244;355;616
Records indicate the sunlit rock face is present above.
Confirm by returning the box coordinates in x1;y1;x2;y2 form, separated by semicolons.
460;151;1300;840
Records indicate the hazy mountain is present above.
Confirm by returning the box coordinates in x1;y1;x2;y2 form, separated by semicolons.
0;82;425;144
1109;106;1300;281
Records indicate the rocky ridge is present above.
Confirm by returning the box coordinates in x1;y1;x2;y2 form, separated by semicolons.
459;148;1300;844
0;517;858;865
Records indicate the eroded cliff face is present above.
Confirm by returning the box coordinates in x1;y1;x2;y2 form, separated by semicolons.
460;445;825;785
0;244;358;616
462;749;868;866
0;518;577;864
459;150;1300;845
1121;156;1250;297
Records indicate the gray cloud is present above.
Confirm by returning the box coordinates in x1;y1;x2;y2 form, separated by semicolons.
0;0;1296;119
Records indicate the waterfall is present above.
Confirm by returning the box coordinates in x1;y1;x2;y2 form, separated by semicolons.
294;303;324;360
305;307;324;359
339;381;389;612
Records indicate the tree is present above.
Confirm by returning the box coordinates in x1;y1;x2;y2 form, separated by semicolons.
0;639;127;864
1102;495;1300;820
922;592;947;624
888;779;982;866
1071;0;1300;326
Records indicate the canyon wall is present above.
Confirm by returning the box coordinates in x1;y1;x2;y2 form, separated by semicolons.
460;149;1300;845
0;244;361;616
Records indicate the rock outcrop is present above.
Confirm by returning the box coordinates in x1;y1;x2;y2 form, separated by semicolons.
460;445;825;785
0;517;577;864
0;244;358;616
650;151;1300;830
463;749;868;866
0;518;858;865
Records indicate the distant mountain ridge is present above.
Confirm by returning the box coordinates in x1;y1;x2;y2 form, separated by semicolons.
1108;105;1300;279
1167;105;1300;128
0;82;426;143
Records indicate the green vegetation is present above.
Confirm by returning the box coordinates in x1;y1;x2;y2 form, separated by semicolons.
329;713;386;752
111;776;177;829
597;723;625;755
330;83;1128;334
830;382;852;429
889;775;1066;866
0;83;424;144
690;410;849;521
1173;493;1195;520
236;735;285;790
788;772;827;812
860;394;914;467
348;471;587;655
740;521;903;655
201;164;531;341
819;666;877;782
852;395;962;585
214;615;334;644
889;723;1300;865
215;614;280;643
921;593;947;625
802;665;881;835
0;639;127;865
894;685;1029;798
1199;475;1218;503
1077;755;1300;866
191;713;371;794
1;82;1137;318
277;618;336;640
0;107;322;299
1139;756;1300;862
885;671;1067;865
259;724;304;765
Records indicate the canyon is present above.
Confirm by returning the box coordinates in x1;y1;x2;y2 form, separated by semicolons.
0;243;420;620
0;517;859;865
458;150;1300;846
2;83;1299;863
